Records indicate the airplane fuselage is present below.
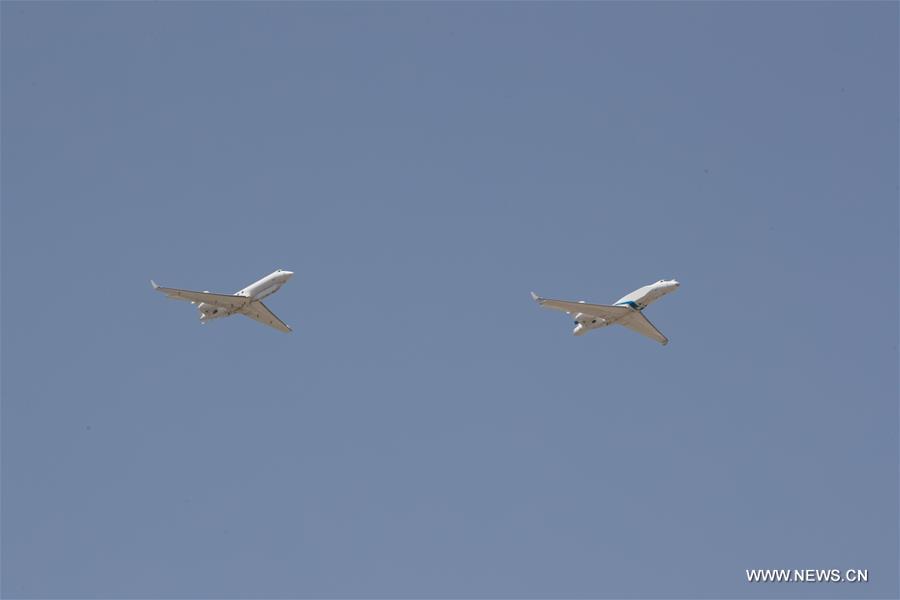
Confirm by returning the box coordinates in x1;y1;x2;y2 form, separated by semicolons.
236;270;293;300
612;280;680;311
572;279;679;335
196;269;293;322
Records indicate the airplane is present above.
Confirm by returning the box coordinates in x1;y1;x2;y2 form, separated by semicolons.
531;279;680;345
151;269;294;333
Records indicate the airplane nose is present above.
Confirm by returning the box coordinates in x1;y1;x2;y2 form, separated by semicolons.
283;271;294;278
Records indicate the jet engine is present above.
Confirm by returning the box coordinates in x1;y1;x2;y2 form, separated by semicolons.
197;302;226;320
573;313;607;327
571;313;609;336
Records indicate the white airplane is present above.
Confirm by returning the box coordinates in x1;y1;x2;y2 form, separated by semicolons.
151;269;294;333
531;279;680;345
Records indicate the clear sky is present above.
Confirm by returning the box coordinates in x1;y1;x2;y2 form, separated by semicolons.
2;2;897;598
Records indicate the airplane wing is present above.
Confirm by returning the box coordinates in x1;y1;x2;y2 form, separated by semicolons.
150;280;249;310
618;312;669;345
240;301;292;333
531;292;632;321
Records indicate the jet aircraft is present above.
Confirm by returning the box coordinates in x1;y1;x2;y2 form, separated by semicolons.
151;269;293;333
531;279;680;345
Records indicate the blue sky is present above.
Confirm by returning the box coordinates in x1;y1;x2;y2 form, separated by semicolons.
2;2;897;598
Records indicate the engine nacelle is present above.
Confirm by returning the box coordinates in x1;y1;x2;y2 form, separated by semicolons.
573;312;608;327
197;302;226;321
572;313;609;335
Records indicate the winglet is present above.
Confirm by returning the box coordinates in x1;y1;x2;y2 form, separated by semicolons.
150;279;160;290
530;291;543;304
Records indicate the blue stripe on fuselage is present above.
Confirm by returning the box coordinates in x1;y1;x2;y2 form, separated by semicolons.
615;300;642;310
